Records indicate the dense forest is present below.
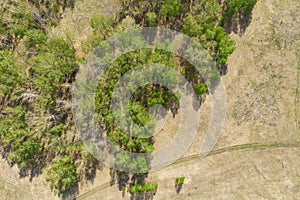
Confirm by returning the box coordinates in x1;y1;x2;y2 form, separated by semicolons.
0;0;256;198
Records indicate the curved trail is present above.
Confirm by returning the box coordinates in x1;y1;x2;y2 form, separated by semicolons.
76;141;300;199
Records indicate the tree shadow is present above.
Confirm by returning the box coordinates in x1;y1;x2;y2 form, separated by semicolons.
61;182;79;200
85;160;100;183
129;190;156;200
217;64;228;76
175;182;183;194
19;163;44;182
117;171;130;190
109;168;117;186
223;13;254;36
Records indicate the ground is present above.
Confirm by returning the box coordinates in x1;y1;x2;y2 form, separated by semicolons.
1;0;300;199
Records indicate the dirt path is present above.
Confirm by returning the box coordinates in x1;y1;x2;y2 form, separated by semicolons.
76;142;300;199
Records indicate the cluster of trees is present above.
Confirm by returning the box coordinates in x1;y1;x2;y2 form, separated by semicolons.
24;25;82;195
0;0;96;196
0;0;75;50
0;0;257;197
95;48;182;187
82;0;256;198
117;0;257;73
44;155;77;194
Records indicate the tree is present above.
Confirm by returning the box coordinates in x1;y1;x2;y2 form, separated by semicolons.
175;176;185;193
194;83;207;95
182;14;203;38
115;152;131;170
129;155;149;173
160;0;180;17
90;14;114;38
129;182;158;193
0;50;23;97
8;139;41;168
33;37;77;101
145;12;157;26
214;26;236;65
224;0;257;22
44;156;77;195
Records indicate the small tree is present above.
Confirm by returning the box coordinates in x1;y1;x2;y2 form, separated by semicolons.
90;15;114;38
194;83;208;96
145;12;157;27
8;139;41;168
160;0;180;17
175;176;185;193
44;156;77;195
